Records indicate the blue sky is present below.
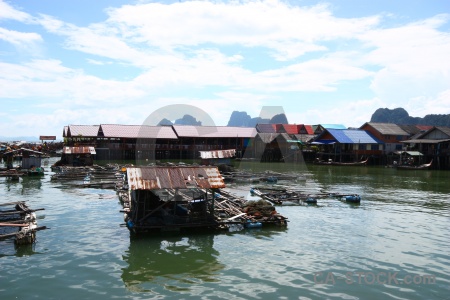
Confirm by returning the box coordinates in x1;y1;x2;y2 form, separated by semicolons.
1;0;449;138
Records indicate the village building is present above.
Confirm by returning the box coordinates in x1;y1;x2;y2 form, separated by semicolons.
59;146;96;166
359;123;410;154
400;126;450;169
252;123;305;162
63;124;256;163
312;128;383;163
58;123;450;169
295;124;315;144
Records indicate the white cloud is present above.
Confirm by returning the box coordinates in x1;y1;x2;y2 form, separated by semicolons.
1;0;449;137
0;0;34;22
364;14;450;106
106;1;379;58
0;27;41;45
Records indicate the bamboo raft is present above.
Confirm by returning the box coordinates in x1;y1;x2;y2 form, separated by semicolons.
0;201;48;245
0;169;24;180
51;164;125;189
220;168;299;184
250;187;362;205
250;187;318;205
116;179;288;231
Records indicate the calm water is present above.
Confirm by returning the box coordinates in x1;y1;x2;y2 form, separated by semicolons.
1;158;449;300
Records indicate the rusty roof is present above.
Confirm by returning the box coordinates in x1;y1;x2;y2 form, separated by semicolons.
199;149;236;159
63;146;96;154
126;166;226;190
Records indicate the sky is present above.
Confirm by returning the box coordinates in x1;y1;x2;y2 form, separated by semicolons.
1;0;450;138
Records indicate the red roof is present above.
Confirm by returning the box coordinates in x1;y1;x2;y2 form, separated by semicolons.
281;124;299;134
298;125;314;135
416;125;433;131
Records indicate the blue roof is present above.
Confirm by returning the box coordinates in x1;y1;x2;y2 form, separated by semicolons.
325;129;383;144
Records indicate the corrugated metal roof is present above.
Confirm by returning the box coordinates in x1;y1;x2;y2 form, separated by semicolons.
173;125;256;138
365;123;409;136
325;129;382;144
257;133;279;143
67;125;100;137
294;134;315;143
126;166;225;190
281;124;299;134
279;133;291;141
435;126;450;137
415;125;433;131
3;147;45;156
199;149;236;159
399;125;420;135
401;139;450;144
256;124;277;133
298;125;314;135
99;124;177;139
63;146;96;154
400;151;423;156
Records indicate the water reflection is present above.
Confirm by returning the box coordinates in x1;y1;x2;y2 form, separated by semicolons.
20;177;43;192
0;239;40;257
121;234;224;293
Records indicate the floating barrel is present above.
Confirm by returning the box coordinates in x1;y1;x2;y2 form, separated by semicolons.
344;195;361;203
305;197;317;204
245;220;262;229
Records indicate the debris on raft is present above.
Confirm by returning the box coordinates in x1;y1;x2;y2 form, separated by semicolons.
241;199;288;226
0;201;48;245
250;187;318;205
116;166;288;234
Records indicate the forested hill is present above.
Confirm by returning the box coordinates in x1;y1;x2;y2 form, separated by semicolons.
370;108;450;126
157;108;450;127
227;111;288;127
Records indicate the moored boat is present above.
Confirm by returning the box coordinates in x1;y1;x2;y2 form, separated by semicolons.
314;158;369;166
396;160;433;170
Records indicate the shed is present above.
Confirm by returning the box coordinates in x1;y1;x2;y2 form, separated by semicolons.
124;166;226;233
60;146;96;166
2;148;45;169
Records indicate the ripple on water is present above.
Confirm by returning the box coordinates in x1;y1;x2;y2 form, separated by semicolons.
1;163;449;300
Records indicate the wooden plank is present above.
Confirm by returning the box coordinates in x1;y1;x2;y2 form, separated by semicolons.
0;201;26;207
0;223;30;227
